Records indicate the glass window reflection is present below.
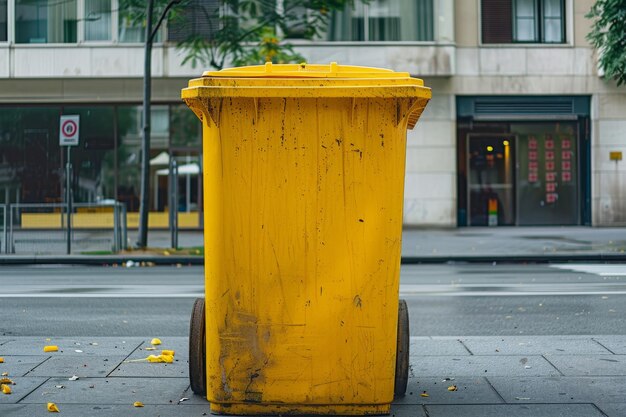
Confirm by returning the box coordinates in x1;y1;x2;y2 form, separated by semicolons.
15;0;78;44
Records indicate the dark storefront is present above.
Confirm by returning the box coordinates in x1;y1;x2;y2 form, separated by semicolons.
457;96;591;226
0;104;203;227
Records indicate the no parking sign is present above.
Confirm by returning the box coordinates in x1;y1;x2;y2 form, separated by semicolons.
59;115;80;146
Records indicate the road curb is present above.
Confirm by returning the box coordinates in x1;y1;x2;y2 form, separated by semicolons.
1;253;626;265
0;255;204;266
401;254;626;263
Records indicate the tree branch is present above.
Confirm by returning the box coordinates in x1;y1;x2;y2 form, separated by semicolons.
150;0;182;44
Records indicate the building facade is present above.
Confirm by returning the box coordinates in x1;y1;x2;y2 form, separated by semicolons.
0;0;624;228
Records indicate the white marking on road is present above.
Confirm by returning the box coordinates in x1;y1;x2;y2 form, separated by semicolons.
551;264;626;276
0;293;202;298
1;283;626;298
400;291;626;296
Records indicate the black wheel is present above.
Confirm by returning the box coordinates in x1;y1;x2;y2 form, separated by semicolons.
189;297;207;395
394;299;409;397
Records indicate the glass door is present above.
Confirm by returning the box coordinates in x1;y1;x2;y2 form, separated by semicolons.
169;151;202;228
467;135;515;226
514;122;579;225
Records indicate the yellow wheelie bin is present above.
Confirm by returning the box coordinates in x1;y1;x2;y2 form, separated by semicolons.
183;62;431;415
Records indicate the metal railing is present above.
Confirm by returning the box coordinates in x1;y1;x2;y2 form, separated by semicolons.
1;204;6;254
5;202;128;255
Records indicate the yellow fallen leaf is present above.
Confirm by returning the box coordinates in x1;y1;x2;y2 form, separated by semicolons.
161;350;175;357
0;357;4;363
146;354;173;363
133;401;144;407
47;402;60;412
46;338;51;342
420;392;429;397
150;338;162;346
163;251;170;256
1;372;7;376
447;385;458;391
144;347;156;351
1;384;11;394
0;377;13;385
44;346;59;352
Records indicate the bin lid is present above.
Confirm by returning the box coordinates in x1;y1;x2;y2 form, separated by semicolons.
203;62;412;79
182;62;431;129
183;62;431;99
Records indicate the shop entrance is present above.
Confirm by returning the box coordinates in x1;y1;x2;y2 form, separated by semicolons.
456;96;590;227
462;122;582;226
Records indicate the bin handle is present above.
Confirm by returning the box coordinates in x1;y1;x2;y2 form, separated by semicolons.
397;97;429;130
184;97;223;127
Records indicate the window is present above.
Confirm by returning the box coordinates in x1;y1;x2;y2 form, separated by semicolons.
170;104;201;148
15;0;78;44
168;0;220;42
119;2;163;43
63;106;115;202
482;0;565;44
85;0;111;41
0;107;62;203
0;0;7;42
328;0;433;42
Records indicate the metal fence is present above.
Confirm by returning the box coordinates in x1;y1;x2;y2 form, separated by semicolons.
5;202;127;255
1;204;6;254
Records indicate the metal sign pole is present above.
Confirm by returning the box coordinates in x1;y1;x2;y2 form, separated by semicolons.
60;115;79;255
169;159;179;249
66;146;72;255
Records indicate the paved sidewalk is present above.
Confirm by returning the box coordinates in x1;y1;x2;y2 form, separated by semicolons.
2;226;626;264
1;336;624;416
401;226;626;262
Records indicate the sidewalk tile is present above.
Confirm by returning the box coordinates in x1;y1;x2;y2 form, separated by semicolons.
20;377;190;405
411;355;560;377
0;404;211;416
26;356;126;378
0;403;427;417
394;377;503;405
488;376;626;403
593;336;626;354
108;339;188;378
0;337;144;356
132;337;189;361
389;404;427;416
176;387;207;405
545;355;626;376
410;339;470;356
0;356;50;376
459;336;612;355
108;359;187;378
425;404;604;417
0;377;48;404
596;403;626;417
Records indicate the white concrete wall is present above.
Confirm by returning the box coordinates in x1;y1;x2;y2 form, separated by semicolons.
404;94;456;226
593;95;626;226
2;45;199;78
1;44;456;79
295;44;455;77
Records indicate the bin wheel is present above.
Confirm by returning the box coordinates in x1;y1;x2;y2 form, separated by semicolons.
394;299;410;397
189;297;207;395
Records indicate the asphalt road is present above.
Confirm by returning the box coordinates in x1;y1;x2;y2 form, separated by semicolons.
0;263;625;337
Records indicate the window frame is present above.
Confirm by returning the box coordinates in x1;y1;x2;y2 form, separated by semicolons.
0;0;8;42
512;0;565;44
8;0;167;45
325;0;436;43
480;0;571;46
